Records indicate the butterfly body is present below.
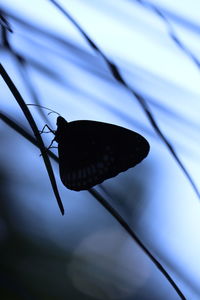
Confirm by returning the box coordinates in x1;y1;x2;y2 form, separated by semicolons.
55;116;149;191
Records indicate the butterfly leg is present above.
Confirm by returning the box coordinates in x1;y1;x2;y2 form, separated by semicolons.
39;138;57;156
39;124;55;134
47;138;56;150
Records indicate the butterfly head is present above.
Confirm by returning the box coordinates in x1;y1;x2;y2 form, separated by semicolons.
54;116;68;143
57;116;68;127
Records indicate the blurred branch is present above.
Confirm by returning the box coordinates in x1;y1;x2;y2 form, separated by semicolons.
1;18;50;125
0;10;13;33
133;0;200;34
135;0;200;69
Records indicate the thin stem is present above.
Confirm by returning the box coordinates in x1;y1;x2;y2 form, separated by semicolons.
0;64;64;215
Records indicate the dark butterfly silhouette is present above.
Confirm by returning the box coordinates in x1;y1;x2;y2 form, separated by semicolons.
51;116;150;191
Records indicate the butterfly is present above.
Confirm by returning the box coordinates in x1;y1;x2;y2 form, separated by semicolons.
52;116;150;191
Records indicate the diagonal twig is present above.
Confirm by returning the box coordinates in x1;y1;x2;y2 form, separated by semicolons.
135;0;200;69
0;64;64;215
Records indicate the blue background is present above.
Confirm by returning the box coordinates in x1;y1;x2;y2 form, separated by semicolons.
1;0;200;299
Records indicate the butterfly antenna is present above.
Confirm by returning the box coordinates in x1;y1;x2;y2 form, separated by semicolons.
26;103;60;116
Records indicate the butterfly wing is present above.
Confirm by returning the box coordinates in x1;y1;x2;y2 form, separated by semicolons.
57;120;150;191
